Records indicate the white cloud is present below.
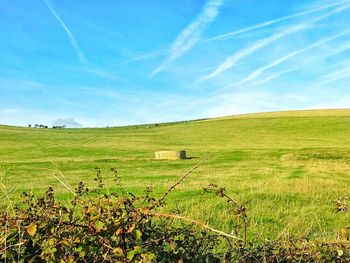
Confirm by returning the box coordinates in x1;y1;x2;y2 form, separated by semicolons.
319;66;350;85
227;29;350;89
43;0;89;67
124;49;168;64
151;0;224;77
201;3;350;82
254;68;296;86
52;117;82;128
204;0;350;42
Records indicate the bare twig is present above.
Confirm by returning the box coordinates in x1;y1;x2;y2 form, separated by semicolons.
156;156;210;207
0;188;16;201
49;161;76;196
0;170;17;263
203;184;248;248
152;212;242;241
0;183;15;216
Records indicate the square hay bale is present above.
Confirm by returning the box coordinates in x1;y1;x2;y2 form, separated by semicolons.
155;150;186;160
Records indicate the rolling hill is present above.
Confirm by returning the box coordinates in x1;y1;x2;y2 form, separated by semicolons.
1;109;350;239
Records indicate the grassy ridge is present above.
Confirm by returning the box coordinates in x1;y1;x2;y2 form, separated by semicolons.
1;109;350;239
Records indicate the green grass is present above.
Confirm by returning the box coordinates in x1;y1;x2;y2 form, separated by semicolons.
1;109;350;240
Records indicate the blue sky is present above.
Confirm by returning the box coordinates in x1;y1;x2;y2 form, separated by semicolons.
1;0;350;127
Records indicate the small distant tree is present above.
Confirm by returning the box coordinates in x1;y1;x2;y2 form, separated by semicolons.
34;124;39;128
28;124;31;128
52;125;66;129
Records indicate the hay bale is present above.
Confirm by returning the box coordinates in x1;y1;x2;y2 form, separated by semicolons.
155;150;186;160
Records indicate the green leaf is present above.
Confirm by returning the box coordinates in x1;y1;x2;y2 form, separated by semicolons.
127;246;141;261
127;250;136;261
135;229;142;240
94;220;105;232
75;246;86;257
113;247;124;257
39;221;47;229
60;239;70;247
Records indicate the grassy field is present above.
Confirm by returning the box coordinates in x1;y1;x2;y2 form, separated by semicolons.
1;109;350;240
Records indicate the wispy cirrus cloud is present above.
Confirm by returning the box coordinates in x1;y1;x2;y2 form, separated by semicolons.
201;3;350;82
43;0;89;67
319;62;350;85
151;0;224;77
204;0;350;42
86;68;120;80
124;49;167;64
44;0;123;81
250;36;350;87
228;29;350;89
254;68;296;86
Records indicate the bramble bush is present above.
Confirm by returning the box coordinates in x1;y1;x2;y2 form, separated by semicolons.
0;167;241;262
1;166;350;262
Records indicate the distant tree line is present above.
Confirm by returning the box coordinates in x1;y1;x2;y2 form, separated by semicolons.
28;124;66;129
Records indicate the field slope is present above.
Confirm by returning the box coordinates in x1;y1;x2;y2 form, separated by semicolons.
1;109;350;239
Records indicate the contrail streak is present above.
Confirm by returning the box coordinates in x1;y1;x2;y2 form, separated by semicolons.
319;64;350;85
329;41;350;57
256;40;350;86
243;37;350;87
123;49;167;64
205;0;350;42
201;4;350;82
43;0;89;67
230;29;350;89
151;0;224;77
254;68;296;85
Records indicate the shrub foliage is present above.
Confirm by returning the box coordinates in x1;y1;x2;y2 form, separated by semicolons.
1;167;350;262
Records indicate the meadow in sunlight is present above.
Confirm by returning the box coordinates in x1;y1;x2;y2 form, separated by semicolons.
2;0;350;260
1;109;350;240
